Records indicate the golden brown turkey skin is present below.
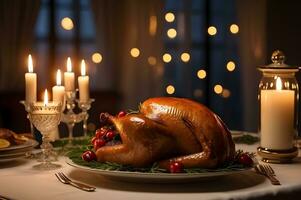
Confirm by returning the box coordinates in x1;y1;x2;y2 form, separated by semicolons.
96;114;178;167
140;97;235;168
96;97;235;169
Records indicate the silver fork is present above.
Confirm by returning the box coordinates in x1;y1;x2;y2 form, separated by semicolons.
55;172;96;192
255;164;281;185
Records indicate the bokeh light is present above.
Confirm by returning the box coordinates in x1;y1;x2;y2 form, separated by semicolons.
166;85;175;94
167;28;177;39
165;12;175;22
208;26;217;36
197;69;206;79
226;61;236;71
230;24;239;34
222;89;231;98
148;56;157;66
130;48;140;58
181;52;190;62
214;84;223;94
91;53;102;63
163;53;172;63
61;17;74;30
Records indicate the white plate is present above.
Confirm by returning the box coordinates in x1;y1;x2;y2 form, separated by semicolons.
66;158;252;183
0;139;38;153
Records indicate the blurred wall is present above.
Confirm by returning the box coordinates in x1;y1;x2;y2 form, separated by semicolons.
266;0;301;135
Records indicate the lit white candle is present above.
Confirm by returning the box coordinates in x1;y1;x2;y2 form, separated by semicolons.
64;57;75;91
52;70;64;141
78;60;90;102
25;54;37;104
52;69;65;104
44;89;48;106
261;77;295;150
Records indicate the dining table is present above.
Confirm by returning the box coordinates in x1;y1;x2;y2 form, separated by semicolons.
0;137;301;200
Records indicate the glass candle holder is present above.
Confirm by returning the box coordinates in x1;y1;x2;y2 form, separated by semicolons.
29;101;62;170
257;50;299;163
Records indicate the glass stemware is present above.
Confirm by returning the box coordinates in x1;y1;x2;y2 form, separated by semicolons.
76;99;95;137
29;101;62;170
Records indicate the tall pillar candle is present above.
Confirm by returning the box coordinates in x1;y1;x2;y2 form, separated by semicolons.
78;60;90;102
64;57;75;91
260;77;295;150
25;54;37;104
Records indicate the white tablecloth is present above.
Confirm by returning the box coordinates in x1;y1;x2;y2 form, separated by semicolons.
0;143;301;200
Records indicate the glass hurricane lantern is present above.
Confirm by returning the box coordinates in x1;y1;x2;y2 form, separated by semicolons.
257;50;299;163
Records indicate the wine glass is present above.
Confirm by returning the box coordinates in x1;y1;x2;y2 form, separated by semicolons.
29;101;62;170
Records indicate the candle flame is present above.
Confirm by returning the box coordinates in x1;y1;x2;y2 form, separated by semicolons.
81;60;86;76
67;57;72;72
276;77;282;90
28;54;33;73
44;89;48;106
56;69;62;86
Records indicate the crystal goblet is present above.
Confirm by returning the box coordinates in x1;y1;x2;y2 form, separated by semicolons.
29;102;62;170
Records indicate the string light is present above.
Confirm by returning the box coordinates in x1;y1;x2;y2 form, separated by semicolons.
61;17;74;30
214;84;223;94
167;28;177;39
197;69;206;79
166;85;175;94
130;48;140;58
148;56;157;66
163;53;172;63
181;52;190;62
226;61;236;71
165;12;175;22
230;24;239;34
208;26;217;36
92;53;102;63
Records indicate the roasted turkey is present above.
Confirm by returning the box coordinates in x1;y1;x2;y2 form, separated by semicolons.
96;97;235;169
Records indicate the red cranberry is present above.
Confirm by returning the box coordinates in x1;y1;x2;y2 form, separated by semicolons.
93;138;106;150
169;162;183;173
81;150;96;162
95;128;107;138
117;111;127;118
91;136;97;144
239;154;253;167
106;131;116;140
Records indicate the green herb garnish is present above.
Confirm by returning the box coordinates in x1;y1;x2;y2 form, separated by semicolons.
67;148;252;174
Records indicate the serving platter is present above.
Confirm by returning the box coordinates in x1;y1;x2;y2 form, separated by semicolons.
66;158;253;183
